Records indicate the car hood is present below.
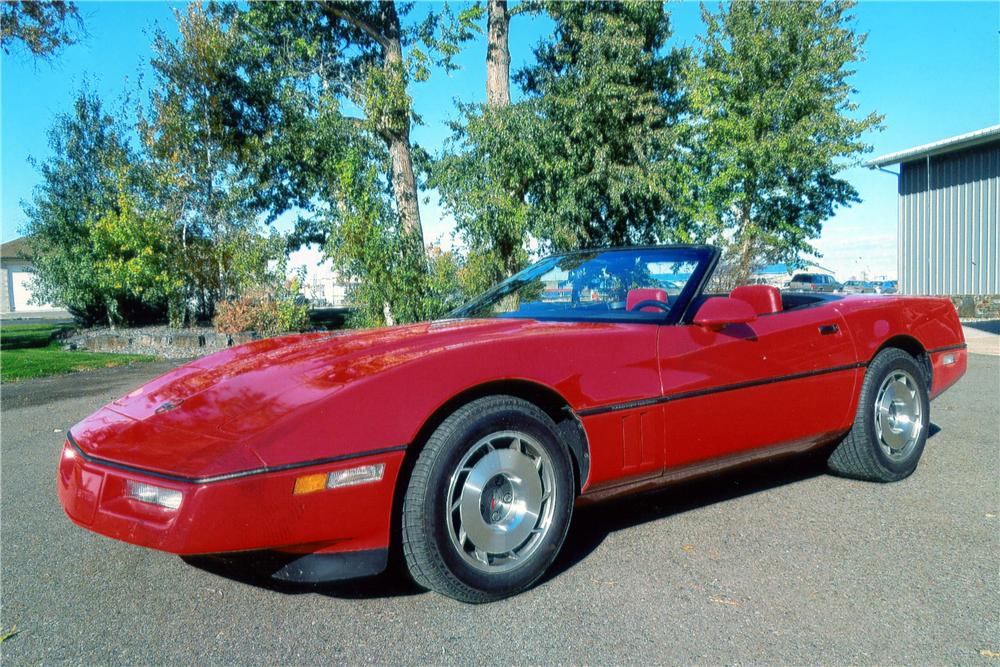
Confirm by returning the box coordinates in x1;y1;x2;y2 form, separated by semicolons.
72;319;538;475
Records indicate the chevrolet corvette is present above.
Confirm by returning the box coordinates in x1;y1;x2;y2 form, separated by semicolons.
58;245;967;602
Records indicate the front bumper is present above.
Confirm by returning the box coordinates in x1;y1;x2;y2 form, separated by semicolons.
57;435;405;560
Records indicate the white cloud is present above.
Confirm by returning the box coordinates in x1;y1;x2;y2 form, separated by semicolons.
812;231;897;281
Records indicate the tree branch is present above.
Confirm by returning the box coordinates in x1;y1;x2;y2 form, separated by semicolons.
320;2;388;50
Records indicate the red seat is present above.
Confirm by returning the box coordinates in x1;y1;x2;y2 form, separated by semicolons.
730;285;782;315
626;288;669;313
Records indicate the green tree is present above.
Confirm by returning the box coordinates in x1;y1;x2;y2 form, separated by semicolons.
141;4;279;323
23;90;168;326
1;1;82;58
434;0;690;289
225;1;480;325
431;105;534;295
85;169;183;327
686;0;883;287
430;0;529;296
517;0;689;251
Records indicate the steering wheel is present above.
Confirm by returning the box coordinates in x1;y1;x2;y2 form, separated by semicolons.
628;299;671;313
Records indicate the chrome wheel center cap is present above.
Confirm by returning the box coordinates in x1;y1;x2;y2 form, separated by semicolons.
480;475;514;523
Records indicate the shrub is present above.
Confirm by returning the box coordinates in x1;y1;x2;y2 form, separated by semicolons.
212;287;310;337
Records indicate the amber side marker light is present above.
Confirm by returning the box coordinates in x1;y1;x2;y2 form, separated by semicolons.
293;463;385;495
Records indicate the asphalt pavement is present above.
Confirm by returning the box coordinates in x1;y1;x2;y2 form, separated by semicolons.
2;356;998;665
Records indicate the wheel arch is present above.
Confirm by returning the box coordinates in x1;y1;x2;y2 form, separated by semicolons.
402;380;589;494
874;334;931;387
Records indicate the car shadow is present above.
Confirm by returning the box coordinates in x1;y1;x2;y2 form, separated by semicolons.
182;552;425;600
184;424;942;600
542;451;830;584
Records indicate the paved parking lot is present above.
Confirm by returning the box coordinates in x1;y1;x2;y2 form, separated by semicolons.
2;355;998;665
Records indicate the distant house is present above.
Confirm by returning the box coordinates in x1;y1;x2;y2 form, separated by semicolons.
1;236;63;315
299;271;357;307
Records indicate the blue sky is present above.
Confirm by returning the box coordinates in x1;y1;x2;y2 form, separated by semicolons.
2;1;998;281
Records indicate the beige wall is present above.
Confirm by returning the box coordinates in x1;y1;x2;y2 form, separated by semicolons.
0;263;10;313
1;260;62;313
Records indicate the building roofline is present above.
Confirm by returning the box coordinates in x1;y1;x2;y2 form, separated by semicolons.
867;124;1000;168
0;235;32;260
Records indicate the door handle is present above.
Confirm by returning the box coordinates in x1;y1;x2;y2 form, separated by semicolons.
819;324;839;335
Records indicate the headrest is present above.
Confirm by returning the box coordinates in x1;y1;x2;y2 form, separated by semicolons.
730;285;782;315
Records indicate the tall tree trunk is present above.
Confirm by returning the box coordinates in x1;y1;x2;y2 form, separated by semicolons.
380;1;424;245
388;129;422;243
731;204;757;289
486;0;510;108
488;0;516;278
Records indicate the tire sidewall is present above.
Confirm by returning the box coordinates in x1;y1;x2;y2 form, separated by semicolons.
862;351;930;476
421;403;574;596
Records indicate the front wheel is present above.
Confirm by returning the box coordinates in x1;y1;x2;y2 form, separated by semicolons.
828;348;930;482
401;396;574;603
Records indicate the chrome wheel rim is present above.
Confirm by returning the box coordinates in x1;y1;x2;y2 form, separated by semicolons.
873;370;923;460
446;430;556;573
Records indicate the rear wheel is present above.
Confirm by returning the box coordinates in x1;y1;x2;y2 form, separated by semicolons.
401;396;574;603
828;348;930;482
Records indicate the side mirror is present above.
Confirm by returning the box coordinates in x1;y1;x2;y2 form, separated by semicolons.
694;297;757;330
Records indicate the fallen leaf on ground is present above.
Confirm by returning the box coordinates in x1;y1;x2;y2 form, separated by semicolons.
681;544;694;552
0;626;19;643
709;596;741;607
981;649;1000;659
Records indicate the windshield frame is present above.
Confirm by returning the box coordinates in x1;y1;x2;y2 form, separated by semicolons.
449;244;720;325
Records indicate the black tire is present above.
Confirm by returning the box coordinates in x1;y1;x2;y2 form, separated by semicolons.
401;395;574;603
828;347;930;482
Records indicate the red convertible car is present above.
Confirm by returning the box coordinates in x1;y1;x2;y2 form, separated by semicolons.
58;245;967;602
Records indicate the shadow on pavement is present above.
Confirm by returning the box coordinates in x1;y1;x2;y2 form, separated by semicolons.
182;553;425;600
183;424;942;601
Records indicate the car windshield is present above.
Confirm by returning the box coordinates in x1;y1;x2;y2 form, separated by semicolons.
451;247;710;322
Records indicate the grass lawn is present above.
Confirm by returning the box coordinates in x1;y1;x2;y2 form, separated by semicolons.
1;322;155;383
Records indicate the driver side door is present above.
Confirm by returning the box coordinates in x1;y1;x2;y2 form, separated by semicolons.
657;304;859;468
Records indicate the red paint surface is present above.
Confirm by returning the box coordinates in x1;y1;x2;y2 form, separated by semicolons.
58;293;966;558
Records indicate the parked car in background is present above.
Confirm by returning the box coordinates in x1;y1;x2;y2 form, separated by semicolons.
842;280;876;294
877;280;899;295
787;272;842;293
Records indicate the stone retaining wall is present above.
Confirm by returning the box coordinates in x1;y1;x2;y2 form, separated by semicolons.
61;308;351;359
63;326;262;359
949;294;1000;320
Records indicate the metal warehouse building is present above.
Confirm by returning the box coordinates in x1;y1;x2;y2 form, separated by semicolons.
869;125;999;298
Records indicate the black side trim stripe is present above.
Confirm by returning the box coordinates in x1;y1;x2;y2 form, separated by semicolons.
578;362;867;417
66;432;407;485
927;343;967;354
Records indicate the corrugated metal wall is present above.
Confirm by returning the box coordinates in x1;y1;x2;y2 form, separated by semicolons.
898;140;999;295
